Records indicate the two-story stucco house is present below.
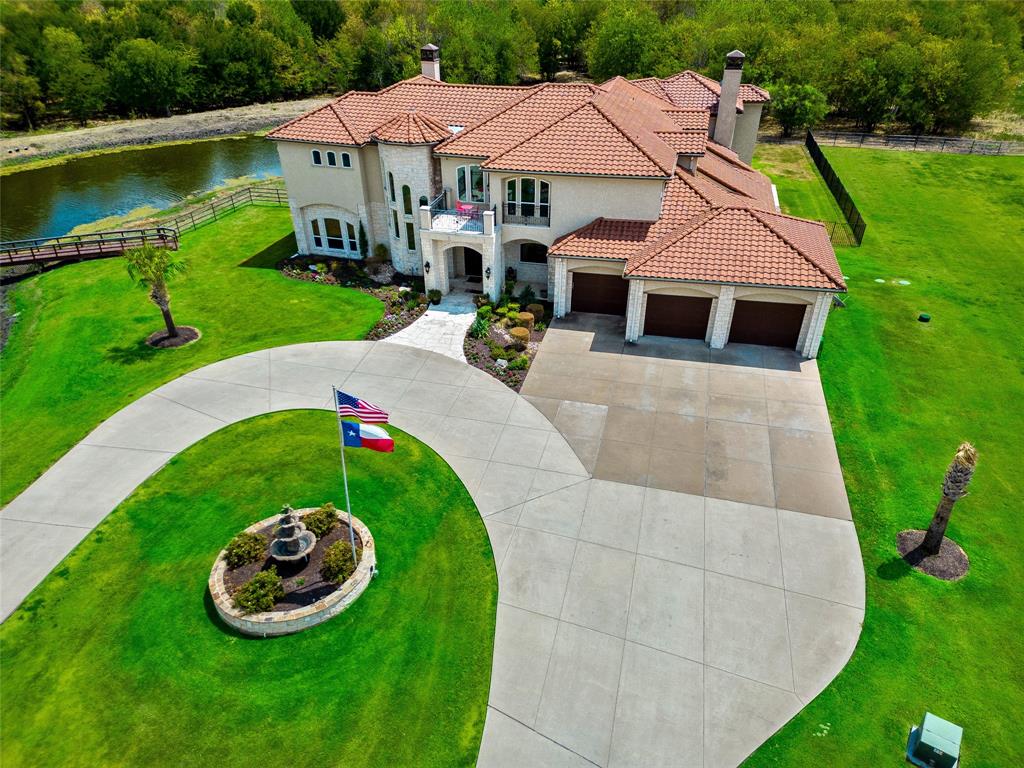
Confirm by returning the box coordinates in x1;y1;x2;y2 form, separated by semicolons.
269;45;845;358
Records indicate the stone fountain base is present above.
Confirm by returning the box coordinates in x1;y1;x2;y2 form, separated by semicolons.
209;508;375;637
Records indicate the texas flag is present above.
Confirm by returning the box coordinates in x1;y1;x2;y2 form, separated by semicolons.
341;420;394;453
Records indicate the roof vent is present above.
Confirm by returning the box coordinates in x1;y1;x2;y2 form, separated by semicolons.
421;43;441;81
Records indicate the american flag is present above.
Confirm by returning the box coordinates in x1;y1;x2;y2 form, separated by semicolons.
335;389;389;423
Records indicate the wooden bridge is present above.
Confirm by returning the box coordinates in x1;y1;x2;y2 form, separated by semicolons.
0;227;179;267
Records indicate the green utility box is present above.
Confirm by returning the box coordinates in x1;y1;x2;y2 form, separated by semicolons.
907;712;963;768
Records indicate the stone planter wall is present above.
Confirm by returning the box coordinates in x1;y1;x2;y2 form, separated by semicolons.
209;508;376;637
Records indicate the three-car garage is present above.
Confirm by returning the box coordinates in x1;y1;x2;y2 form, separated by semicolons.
642;294;713;340
728;299;807;348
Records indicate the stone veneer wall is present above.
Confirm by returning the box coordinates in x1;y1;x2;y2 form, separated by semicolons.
209;509;376;637
378;143;433;275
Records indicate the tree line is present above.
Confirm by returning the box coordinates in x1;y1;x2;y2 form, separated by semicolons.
1;0;1021;135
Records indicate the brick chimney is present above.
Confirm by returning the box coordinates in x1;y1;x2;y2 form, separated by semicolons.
420;44;441;81
712;50;744;149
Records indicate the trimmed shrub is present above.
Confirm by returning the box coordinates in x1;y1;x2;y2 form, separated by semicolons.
304;503;339;539
321;541;361;584
476;305;493;320
506;302;521;313
233;567;284;614
509;326;530;349
526;303;545;321
509;355;530;371
516;311;534;331
505;311;519;325
469;317;489;339
495;306;509;318
224;531;267;569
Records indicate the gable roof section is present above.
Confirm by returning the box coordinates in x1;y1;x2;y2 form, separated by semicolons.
624;207;844;290
630;71;770;113
371;110;452;144
696;144;775;207
481;101;673;177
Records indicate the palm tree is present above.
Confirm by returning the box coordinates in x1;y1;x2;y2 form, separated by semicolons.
921;442;977;556
124;244;188;338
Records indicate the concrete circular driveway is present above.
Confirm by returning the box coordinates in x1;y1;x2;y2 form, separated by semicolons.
1;335;864;768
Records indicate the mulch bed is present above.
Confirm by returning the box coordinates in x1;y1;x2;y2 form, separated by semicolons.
223;521;363;610
463;322;546;392
280;256;427;340
145;325;200;348
897;529;970;581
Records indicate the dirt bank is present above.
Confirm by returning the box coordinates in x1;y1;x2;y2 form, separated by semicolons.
1;97;332;166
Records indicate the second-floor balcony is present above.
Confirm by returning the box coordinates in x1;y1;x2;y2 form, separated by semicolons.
423;191;495;235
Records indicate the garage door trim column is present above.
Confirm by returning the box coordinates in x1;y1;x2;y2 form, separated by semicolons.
801;292;831;358
553;258;568;318
625;279;645;342
709;285;736;349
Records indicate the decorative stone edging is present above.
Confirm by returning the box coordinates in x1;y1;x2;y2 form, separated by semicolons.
209;508;376;637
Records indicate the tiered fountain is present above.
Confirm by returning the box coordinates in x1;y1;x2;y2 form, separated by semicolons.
269;505;317;561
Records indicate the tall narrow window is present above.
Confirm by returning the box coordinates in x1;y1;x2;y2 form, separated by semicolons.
520;177;536;217
326;151;337;167
311;150;323;166
506;179;517;215
324;218;345;250
392;210;400;238
505;178;550;223
311;219;323;248
389;172;396;202
457;165;486;202
402;185;413;216
346;222;357;252
341;152;352;168
405;222;416;251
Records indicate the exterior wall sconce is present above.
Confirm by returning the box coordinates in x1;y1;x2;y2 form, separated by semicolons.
485;266;492;279
424;261;431;274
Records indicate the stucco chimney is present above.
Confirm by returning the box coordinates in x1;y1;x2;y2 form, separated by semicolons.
713;49;744;149
420;43;441;81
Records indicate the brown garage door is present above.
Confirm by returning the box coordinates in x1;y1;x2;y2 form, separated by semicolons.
571;273;628;316
729;300;807;348
644;294;713;339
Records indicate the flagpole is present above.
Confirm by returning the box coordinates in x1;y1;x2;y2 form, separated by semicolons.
333;386;358;562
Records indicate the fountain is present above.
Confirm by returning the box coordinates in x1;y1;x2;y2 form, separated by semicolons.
269;505;317;562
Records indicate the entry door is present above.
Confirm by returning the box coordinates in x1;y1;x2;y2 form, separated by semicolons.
464;248;483;277
728;300;807;348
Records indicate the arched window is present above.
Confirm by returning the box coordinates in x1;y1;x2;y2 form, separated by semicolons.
392;210;400;238
311;149;323;166
388;172;396;203
309;215;359;254
402;185;413;216
326;151;337;167
505;178;550;224
341;152;352;168
456;165;485;203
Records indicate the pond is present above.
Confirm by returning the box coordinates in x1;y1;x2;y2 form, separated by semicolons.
0;135;281;242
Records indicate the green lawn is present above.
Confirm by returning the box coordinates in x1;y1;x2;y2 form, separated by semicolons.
0;410;497;767
749;148;1024;765
0;206;383;505
752;144;849;225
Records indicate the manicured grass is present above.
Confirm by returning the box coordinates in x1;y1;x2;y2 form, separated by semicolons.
0;410;497;767
751;144;848;224
0;206;383;505
749;148;1024;765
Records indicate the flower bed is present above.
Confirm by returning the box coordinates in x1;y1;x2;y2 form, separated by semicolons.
279;255;428;340
462;284;551;392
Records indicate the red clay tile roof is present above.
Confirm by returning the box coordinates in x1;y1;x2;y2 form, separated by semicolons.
268;77;528;145
630;72;770;113
547;218;654;261
371;110;452;144
624;207;843;290
655;131;707;155
696;144;775;207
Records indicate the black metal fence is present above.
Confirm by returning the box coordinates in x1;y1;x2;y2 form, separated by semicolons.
805;131;867;245
812;130;1024;156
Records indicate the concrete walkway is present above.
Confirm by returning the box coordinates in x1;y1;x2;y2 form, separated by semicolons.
385;291;477;362
1;337;864;768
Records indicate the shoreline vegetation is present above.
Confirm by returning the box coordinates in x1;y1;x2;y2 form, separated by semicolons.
0;97;329;175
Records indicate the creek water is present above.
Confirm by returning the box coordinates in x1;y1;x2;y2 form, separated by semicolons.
0;135;281;241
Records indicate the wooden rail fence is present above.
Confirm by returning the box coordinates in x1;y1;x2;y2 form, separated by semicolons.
0;184;288;267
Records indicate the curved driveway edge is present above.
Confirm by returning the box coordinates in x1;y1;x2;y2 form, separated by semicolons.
1;338;864;768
